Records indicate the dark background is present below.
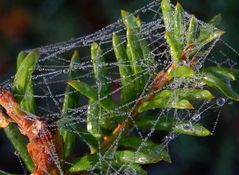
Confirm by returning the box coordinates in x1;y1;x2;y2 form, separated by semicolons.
0;0;239;174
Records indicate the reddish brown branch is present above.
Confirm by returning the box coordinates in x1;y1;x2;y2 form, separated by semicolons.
0;90;62;175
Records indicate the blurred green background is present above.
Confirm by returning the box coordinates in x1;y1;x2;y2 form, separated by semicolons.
0;0;239;174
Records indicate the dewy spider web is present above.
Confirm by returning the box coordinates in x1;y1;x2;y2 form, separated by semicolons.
1;0;239;174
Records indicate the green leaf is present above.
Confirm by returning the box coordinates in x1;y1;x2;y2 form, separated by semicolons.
126;27;147;93
91;42;111;99
12;50;39;100
68;80;116;111
208;14;222;27
138;94;193;113
121;10;139;30
16;51;26;70
174;3;185;46
168;65;193;78
202;72;239;101
4;125;34;172
136;116;212;136
186;16;198;46
61;51;81;158
14;50;39;114
165;32;182;63
154;89;214;101
197;27;224;46
115;149;171;164
112;33;135;103
173;123;212;136
69;154;98;172
161;0;174;32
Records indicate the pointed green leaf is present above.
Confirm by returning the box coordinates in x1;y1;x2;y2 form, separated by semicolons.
112;33;135;103
168;65;193;78
12;50;39;99
165;32;182;63
161;0;174;32
91;43;111;98
209;14;222;27
126;27;147;93
136;116;212;136
202;72;239;101
115;149;171;164
61;51;81;158
197;27;224;46
154;89;214;101
174;3;185;46
173;123;212;136
16;51;26;70
186;16;198;46
121;10;138;30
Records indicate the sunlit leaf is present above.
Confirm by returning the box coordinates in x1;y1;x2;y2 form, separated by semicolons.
174;2;185;46
168;65;193;78
136;116;212;136
115;149;171;164
161;0;174;32
165;32;182;63
154;89;214;101
138;98;193;113
186;16;198;46
12;50;39;99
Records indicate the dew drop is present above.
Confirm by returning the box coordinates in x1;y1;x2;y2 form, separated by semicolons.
183;122;192;130
168;133;175;140
63;69;69;74
216;97;225;107
192;114;201;122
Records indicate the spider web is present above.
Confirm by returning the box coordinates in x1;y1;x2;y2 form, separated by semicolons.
1;0;239;174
